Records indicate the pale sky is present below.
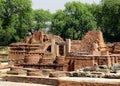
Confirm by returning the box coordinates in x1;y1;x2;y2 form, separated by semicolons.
32;0;100;13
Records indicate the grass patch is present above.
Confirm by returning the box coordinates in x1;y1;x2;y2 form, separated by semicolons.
0;57;8;62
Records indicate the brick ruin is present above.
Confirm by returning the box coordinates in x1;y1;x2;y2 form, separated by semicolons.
9;30;120;71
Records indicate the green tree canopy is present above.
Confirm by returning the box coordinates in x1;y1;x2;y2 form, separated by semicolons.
50;2;97;40
100;0;120;42
33;9;52;32
0;0;33;45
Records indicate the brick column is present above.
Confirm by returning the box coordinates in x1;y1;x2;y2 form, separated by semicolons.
55;45;59;56
51;39;55;54
92;56;95;66
63;45;66;56
115;56;118;63
107;56;111;67
40;32;43;43
66;39;71;53
111;56;115;65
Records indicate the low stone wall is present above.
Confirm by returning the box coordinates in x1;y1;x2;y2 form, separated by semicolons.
3;76;120;86
0;54;8;58
3;76;58;85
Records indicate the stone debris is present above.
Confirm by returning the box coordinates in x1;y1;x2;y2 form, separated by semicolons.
105;73;120;79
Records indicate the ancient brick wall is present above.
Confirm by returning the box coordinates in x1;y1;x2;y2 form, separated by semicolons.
79;30;106;54
3;76;58;85
107;42;120;54
66;55;115;71
65;57;75;71
74;56;94;70
71;40;81;52
9;31;65;66
0;54;8;58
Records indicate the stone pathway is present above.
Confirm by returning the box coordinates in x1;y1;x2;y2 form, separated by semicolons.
59;77;120;84
0;81;51;86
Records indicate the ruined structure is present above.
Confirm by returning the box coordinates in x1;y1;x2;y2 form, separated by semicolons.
9;31;66;71
9;30;120;71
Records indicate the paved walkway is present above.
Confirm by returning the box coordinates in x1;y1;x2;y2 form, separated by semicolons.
58;77;120;84
0;81;50;86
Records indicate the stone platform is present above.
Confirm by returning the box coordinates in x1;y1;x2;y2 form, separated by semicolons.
2;76;120;86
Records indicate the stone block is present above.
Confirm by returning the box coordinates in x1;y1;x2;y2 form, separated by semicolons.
49;71;66;77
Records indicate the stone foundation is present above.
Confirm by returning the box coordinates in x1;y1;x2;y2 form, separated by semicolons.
49;71;66;77
26;69;43;76
3;76;120;86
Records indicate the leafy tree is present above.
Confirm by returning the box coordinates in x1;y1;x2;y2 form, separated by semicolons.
85;0;120;42
100;0;120;42
85;3;102;29
50;2;97;40
50;10;67;39
33;9;52;33
0;0;33;45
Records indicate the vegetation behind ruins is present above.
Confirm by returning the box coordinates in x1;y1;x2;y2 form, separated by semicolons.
0;0;120;46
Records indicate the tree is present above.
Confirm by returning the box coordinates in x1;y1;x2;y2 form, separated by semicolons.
100;0;120;42
50;2;97;40
85;0;120;42
33;9;52;33
0;0;33;45
50;10;67;39
85;3;102;29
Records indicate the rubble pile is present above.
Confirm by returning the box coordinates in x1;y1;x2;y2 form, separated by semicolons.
105;73;120;79
68;65;111;78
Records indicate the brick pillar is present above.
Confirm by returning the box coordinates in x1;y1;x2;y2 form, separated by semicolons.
117;56;119;63
118;56;120;63
107;56;111;67
92;56;95;66
55;45;59;56
115;56;118;63
51;39;55;54
63;45;66;56
111;56;115;65
40;32;43;43
66;39;71;53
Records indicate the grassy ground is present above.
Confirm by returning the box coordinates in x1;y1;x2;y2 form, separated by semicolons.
0;57;8;62
0;46;9;54
0;46;9;62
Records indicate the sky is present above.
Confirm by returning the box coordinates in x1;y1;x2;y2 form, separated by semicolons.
32;0;100;13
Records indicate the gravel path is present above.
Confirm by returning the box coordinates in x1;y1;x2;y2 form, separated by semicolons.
0;81;50;86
